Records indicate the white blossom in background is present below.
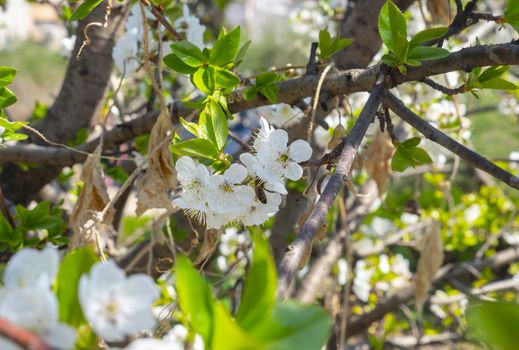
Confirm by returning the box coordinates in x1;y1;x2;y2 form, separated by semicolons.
353;260;374;302
503;231;519;245
313;111;342;149
0;287;76;349
174;4;206;48
400;212;420;225
464;204;481;224
337;258;348;286
3;246;59;289
0;247;76;350
79;260;159;342
360;217;395;238
59;35;76;57
174;156;211;213
378;254;390;274
255;104;303;128
0;0;33;50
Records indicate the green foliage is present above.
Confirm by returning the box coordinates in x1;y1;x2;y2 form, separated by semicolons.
504;0;519;33
0;66;28;143
317;28;353;61
465;66;518;96
56;248;99;327
391;137;433;172
467;299;519;350
164;27;242;95
0;201;67;251
70;0;103;21
243;71;281;103
378;1;449;73
175;231;332;350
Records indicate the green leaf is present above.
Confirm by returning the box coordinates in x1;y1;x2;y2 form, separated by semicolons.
235;40;251;66
169;138;220;160
407;46;450;61
243;86;258;101
477;66;510;82
378;0;407;54
211;302;259;350
215;69;241;90
391;148;410;172
381;53;397;66
179;117;202;138
0;87;17;108
257;301;332;350
401;137;421;148
56;248;99;326
209;27;241;66
256;72;278;87
170;41;205;67
193;66;216;95
409;27;448;48
175;256;214;343
163;53;199;74
236;231;277;331
408;147;433;164
504;0;519;33
258;85;280;104
467;300;519;350
0;67;16;88
480;78;518;90
70;0;103;21
201;100;228;150
15;201;66;234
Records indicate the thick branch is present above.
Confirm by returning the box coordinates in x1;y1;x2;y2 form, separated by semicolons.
276;84;384;299
346;246;519;337
1;43;519;167
384;92;519;190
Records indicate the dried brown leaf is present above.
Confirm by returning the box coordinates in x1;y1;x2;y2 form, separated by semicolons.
69;145;114;250
415;221;444;312
193;228;222;266
135;108;177;215
327;125;346;150
364;130;395;196
426;0;451;25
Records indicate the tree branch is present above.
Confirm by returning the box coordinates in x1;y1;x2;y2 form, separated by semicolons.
346;246;519;337
0;318;52;350
384;92;519;190
276;84;384;299
1;43;519;168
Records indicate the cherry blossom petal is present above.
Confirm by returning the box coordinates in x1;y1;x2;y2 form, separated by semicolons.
285;162;303;180
224;164;248;184
289;139;312;162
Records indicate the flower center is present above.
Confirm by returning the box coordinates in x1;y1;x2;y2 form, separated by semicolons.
221;182;234;193
279;153;289;163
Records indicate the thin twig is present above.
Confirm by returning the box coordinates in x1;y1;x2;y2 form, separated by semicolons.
422;78;465;96
0;318;52;350
384;92;519;190
139;0;183;41
276;83;384;299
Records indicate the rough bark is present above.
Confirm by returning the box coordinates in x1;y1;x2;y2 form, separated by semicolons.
334;0;416;69
0;3;127;204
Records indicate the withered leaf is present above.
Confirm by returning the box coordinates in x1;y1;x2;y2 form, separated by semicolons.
364;130;395;196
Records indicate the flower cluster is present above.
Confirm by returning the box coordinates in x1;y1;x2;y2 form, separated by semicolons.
0;247;76;350
0;246;162;349
175;117;312;229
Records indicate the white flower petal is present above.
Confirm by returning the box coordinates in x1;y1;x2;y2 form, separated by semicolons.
4;246;59;289
289;139;312;162
224;164;248;184
284;162;303;180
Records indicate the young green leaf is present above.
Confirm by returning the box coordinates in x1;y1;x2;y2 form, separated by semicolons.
467;300;519;350
209;27;241;66
256;72;278;87
243;86;258;101
401;137;421;148
163;53;199;74
169;138;220;160
193;66;216;95
235;40;251;66
211;302;259;350
170;41;205;68
0;87;17;108
407;46;450;61
201;99;229;150
480;78;517;90
215;69;241;91
70;0;103;21
56;248;99;327
378;0;407;55
0;66;16;88
179;117;203;138
175;256;215;343
258;85;280;103
504;0;519;33
236;231;277;331
409;27;448;48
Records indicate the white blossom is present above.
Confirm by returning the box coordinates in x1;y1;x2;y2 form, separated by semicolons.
79;260;159;342
207;164;255;214
3;246;59;289
0;286;76;350
337;259;348;286
464;204;481;224
174;156;211;213
174;4;206;48
353;260;374;302
238;191;282;226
